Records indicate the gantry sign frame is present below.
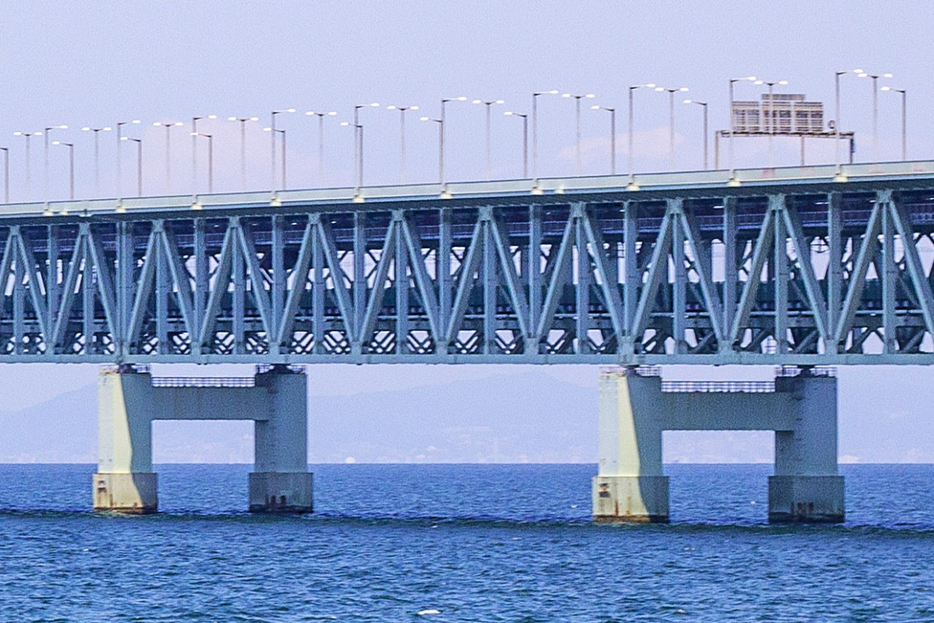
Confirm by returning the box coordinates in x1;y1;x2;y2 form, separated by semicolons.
1;161;934;365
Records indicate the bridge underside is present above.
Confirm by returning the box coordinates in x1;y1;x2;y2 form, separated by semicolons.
1;166;934;364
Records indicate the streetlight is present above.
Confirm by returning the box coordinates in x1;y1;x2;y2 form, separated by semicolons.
270;108;295;190
834;69;865;174
503;111;529;178
858;71;893;162
439;97;467;184
627;84;657;187
153;121;184;194
419;116;444;185
191;115;216;195
352;103;379;191
0;147;8;203
659;87;689;170
589;105;616;175
190;131;214;193
43;125;68;203
386;105;419;184
116;120;141;198
753;79;788;168
881;86;907;161
531;90;559;182
227;117;259;191
562;93;596;175
683;99;709;170
120;137;143;197
13;131;42;201
472;99;505;180
81;126;112;198
305;111;337;187
728;76;757;179
51;141;75;200
264;127;287;190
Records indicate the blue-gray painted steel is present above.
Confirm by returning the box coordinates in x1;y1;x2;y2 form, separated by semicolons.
2;161;934;364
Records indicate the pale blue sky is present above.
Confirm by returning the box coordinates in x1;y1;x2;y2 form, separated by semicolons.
0;1;932;462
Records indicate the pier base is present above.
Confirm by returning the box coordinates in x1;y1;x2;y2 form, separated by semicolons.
248;472;314;513
592;475;669;523
768;475;845;523
92;472;158;513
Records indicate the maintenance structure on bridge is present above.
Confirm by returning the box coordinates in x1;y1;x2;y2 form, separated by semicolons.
2;161;934;520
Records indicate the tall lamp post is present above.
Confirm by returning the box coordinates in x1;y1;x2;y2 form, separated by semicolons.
662;87;689;170
439;97;467;184
628;84;658;187
857;71;893;162
881;86;907;161
0;147;8;203
752;79;788;168
472;99;505;180
305;110;337;187
153;121;184;194
352;103;379;192
13;131;42;201
386;105;419;184
682;99;709;170
562;93;596;175
190;115;216;195
503;111;529;178
82;126;112;198
834;69;865;174
191;131;214;193
270;108;295;190
51;141;75;200
227;117;259;191
728;76;757;179
120;137;143;197
43;125;68;203
116;120;141;199
531;90;559;182
590;105;616;175
264;127;287;189
419;116;444;185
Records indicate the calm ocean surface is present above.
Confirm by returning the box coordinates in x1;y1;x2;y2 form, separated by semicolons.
0;463;932;621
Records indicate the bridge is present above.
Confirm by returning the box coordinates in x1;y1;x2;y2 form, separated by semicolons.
4;159;933;522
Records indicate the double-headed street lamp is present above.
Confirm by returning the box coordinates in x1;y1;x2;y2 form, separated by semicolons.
881;86;907;161
82;126;111;198
116;120;141;198
43;125;68;203
120;136;143;197
153;121;184;194
191;115;216;195
562;93;595;175
386;105;420;184
753;79;788;168
352;103;380;191
270;108;295;190
438;97;468;185
628;84;658;187
531;90;559;182
305;111;337;187
13;130;42;201
661;87;689;170
590;105;616;175
683;99;709;170
858;71;893;162
227;117;259;191
503;110;529;178
264;127;287;190
473;99;505;180
51;141;75;200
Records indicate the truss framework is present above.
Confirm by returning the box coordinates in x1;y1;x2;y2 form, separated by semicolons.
2;185;934;364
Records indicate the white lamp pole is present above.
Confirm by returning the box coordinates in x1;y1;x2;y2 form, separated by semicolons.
14;131;42;201
190;115;216;196
562;93;596;175
590;105;617;175
51;141;75;200
191;131;214;193
531;90;559;182
472;99;505;180
82;126;112;198
305;111;337;187
881;86;907;161
264;127;287;189
628;84;659;186
728;77;757;179
386;105;420;184
227;117;259;191
153;121;184;194
504;111;529;178
682;99;708;170
858;71;893;162
116;120;141;199
43;125;68;203
270;108;295;190
120;137;143;197
419;116;444;185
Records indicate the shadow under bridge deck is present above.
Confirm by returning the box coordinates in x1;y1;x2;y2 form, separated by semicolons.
2;160;934;364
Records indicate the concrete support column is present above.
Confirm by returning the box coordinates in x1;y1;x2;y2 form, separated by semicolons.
93;367;158;513
769;373;844;523
593;369;669;522
249;366;313;513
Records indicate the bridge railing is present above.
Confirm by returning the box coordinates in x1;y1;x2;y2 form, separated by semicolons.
661;380;776;393
150;377;256;388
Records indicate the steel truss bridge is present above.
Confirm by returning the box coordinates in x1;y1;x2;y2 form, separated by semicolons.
2;161;934;365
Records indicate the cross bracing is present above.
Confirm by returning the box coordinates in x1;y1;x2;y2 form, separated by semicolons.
2;162;934;364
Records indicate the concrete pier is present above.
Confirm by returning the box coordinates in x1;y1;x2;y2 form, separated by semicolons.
94;364;312;513
593;366;843;523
